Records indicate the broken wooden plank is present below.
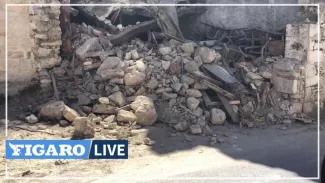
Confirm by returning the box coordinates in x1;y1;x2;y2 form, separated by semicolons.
217;93;240;124
202;91;240;108
202;80;235;100
110;6;207;45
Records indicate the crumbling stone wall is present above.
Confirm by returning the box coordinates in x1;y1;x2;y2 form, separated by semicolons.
272;24;319;117
0;1;61;96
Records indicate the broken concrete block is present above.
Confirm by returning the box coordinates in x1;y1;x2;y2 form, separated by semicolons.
159;47;172;55
25;114;38;124
98;97;110;105
103;115;116;123
100;69;125;80
130;96;157;126
186;89;202;98
184;62;199;72
117;110;137;122
131;50;140;60
63;106;79;122
76;37;102;61
187;97;200;110
162;92;178;100
272;76;298;94
190;124;202;134
171;83;183;92
162;61;171;71
180;43;194;53
72;117;95;139
96;57;121;75
124;70;146;86
108;91;126;107
210;108;226;125
146;78;159;90
182;74;195;85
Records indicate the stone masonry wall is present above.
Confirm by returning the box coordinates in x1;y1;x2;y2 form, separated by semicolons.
0;0;61;96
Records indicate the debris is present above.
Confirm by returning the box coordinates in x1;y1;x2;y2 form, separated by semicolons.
159;47;172;55
63;106;79;122
124;70;146;86
59;120;69;127
210;137;217;145
130;96;157;126
75;37;102;61
174;122;189;131
190;124;202;134
72;117;95;139
217;94;239;123
92;104;116;114
117;110;137;122
186;89;202;98
180;43;194;53
210;108;226;125
197;47;218;63
108;91;126;107
143;137;156;146
25;114;38;124
39;101;66;120
187;97;200;110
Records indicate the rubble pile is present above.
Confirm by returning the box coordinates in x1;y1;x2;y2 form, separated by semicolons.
18;5;316;140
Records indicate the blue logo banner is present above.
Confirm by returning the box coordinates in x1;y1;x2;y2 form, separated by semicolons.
6;140;128;160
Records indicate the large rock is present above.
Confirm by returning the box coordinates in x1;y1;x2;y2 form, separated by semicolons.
186;89;202;98
124;70;146;86
187;97;200;110
72;117;95;139
100;69;124;80
39;101;66;120
210;108;226;125
63;106;79;122
108;91;126;107
197;47;217;63
131;96;157;126
180;43;194;53
76;37;102;61
117;110;137;122
92;104;116;114
96;57;121;75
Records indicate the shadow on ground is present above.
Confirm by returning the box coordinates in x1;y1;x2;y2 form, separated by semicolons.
145;121;321;181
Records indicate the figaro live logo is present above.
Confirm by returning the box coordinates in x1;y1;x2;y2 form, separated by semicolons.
6;140;128;159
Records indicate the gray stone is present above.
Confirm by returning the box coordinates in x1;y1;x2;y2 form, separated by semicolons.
210;108;226;125
146;78;159;90
193;107;203;117
197;47;217;63
100;69;124;80
134;86;146;96
103;115;116;123
171;83;183;92
182;75;195;85
130;96;157;126
96;57;121;75
187;97;200;110
108;91;126;107
59;120;69;127
92;104;116;114
124;52;132;60
78;94;92;106
162;61;171;71
190;124;202;134
182;83;189;89
261;71;272;79
117;110;137;122
76;37;102;61
124;70;146;86
242;101;254;116
110;78;124;85
174;122;189;131
25;114;38;123
98;97;110;104
111;86;120;93
159;47;172;55
186;89;202;98
162;92;178;100
193;82;209;90
39;101;65;120
184;62;199;72
155;88;172;94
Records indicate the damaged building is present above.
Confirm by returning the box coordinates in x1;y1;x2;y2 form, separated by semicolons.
0;0;324;139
